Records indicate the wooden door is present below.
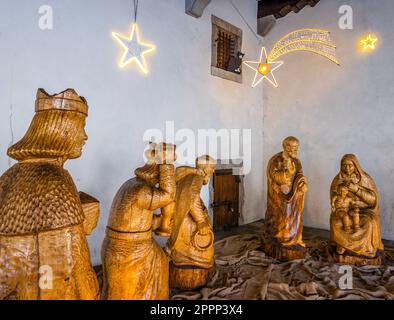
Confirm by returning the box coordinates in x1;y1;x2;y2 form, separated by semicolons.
212;169;240;232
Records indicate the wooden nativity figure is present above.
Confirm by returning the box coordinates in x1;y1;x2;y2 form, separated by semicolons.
330;154;384;265
166;155;216;290
263;136;308;260
101;142;176;300
0;88;100;300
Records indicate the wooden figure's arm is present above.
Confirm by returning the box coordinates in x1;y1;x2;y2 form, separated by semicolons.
150;164;176;210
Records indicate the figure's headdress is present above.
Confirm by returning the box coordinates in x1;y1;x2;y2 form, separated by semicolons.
7;88;88;161
35;88;88;116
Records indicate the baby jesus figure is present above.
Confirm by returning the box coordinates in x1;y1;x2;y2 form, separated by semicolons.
331;184;362;233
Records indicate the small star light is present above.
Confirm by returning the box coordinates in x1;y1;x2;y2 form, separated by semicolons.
243;47;283;88
360;34;378;50
112;23;156;74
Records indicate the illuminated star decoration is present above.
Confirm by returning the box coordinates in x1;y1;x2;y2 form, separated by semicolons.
360;34;378;50
243;29;339;88
112;23;156;74
243;47;283;88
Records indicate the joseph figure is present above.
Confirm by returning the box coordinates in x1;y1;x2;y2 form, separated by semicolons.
264;136;308;260
101;143;176;300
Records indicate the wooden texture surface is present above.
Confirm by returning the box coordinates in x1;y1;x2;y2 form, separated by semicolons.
330;154;384;265
212;171;240;232
170;262;214;290
101;143;176;300
330;246;384;266
263;239;306;261
80;192;100;236
167;156;216;290
0;89;99;300
263;137;307;261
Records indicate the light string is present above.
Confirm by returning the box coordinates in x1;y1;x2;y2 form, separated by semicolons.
228;0;263;46
133;0;139;23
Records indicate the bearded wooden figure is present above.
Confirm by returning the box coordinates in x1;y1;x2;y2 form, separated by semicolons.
166;155;216;290
263;136;308;261
0;89;100;300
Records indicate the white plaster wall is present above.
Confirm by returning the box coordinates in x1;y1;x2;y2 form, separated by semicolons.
262;0;394;240
0;0;264;265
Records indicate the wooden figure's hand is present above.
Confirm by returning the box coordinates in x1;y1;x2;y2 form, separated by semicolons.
197;221;211;235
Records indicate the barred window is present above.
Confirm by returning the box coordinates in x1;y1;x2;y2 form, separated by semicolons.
216;28;237;70
211;15;243;83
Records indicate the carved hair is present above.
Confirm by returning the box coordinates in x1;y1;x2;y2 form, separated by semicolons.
340;154;361;182
8;110;86;161
282;136;299;149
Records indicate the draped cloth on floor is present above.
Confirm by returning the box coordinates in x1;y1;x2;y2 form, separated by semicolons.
171;233;394;300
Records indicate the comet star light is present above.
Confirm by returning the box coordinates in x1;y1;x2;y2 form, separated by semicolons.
243;47;284;88
243;29;338;88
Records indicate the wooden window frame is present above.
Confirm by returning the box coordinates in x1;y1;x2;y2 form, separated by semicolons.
211;15;243;83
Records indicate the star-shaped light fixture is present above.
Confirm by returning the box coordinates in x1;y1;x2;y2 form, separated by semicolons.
112;23;156;74
360;34;378;50
243;47;284;88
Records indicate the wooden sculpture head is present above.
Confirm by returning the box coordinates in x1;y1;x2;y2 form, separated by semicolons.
341;154;358;177
7;88;88;163
282;136;299;159
135;142;177;186
337;183;349;198
154;142;177;165
196;155;216;185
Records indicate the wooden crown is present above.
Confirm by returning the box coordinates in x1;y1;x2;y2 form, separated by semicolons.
35;88;88;115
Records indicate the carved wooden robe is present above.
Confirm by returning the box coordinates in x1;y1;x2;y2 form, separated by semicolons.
0;88;99;300
168;171;214;269
0;163;99;300
265;152;306;247
101;164;175;300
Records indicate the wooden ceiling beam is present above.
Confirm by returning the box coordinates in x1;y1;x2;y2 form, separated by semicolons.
257;0;320;19
257;0;320;36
